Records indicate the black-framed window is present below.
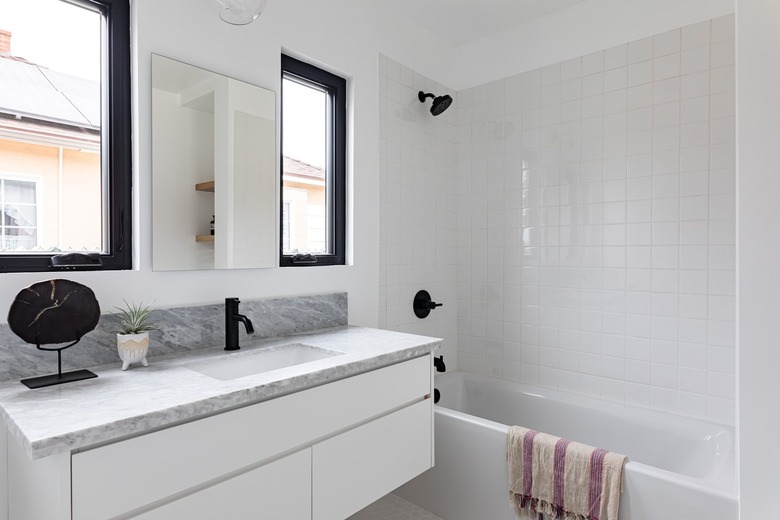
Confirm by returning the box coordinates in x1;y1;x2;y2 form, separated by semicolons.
280;54;346;267
0;0;131;272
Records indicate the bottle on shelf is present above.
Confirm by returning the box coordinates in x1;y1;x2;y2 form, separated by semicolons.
210;215;215;236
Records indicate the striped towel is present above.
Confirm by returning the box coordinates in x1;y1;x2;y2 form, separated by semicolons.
507;426;627;520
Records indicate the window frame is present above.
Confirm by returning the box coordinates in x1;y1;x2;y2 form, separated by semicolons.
280;54;346;267
0;0;132;272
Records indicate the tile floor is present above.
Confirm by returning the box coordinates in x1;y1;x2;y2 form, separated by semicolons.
349;493;444;520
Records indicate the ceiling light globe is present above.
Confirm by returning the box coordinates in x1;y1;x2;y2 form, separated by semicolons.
216;0;268;25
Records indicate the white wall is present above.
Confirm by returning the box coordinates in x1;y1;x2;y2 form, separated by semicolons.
454;0;735;91
737;0;780;517
0;0;456;326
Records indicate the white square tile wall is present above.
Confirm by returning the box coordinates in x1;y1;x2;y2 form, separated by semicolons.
455;15;735;424
378;55;459;367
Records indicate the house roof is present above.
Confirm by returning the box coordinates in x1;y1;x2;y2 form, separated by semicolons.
283;156;325;180
0;54;100;130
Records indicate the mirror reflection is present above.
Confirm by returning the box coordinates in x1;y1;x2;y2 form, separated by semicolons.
152;54;276;270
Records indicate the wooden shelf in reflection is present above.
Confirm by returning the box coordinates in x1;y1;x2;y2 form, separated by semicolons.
195;235;215;243
195;181;215;192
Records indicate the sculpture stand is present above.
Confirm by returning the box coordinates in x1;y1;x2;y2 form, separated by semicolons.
20;336;98;389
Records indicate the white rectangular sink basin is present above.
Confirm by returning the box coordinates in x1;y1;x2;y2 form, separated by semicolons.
187;343;342;381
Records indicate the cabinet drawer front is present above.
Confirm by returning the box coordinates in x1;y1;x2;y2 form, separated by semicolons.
72;355;430;520
312;399;433;520
129;449;311;520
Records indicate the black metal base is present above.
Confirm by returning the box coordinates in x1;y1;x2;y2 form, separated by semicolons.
21;369;98;389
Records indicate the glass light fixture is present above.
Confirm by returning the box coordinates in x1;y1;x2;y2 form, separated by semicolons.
215;0;268;25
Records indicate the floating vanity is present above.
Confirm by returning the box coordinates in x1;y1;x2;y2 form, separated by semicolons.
0;326;440;520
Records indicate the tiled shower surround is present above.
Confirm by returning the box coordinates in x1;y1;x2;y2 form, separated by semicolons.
378;56;459;364
380;14;736;424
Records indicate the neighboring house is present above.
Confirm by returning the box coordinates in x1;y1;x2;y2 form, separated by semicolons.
0;30;101;252
282;155;326;253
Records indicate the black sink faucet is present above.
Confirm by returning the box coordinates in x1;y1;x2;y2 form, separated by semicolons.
225;298;255;351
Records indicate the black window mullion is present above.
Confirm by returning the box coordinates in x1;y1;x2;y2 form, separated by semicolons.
100;0;132;270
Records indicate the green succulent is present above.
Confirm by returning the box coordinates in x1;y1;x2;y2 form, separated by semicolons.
113;300;157;335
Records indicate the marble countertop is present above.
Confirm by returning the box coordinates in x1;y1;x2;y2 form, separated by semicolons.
0;326;441;460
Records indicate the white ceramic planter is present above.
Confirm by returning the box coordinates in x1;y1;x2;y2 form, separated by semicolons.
117;332;150;371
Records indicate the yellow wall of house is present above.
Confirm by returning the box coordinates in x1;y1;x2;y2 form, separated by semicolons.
282;179;325;253
0;138;101;251
61;148;102;250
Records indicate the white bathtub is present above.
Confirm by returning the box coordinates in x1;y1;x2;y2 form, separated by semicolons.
396;371;737;520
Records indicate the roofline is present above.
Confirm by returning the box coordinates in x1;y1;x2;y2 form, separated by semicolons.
0;115;100;151
283;174;325;187
0;108;99;132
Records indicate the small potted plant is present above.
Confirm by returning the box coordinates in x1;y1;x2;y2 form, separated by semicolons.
113;300;156;371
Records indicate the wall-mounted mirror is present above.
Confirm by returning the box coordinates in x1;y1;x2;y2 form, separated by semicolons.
152;54;276;270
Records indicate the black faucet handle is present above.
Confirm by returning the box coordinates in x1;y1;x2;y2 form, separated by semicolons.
414;290;443;319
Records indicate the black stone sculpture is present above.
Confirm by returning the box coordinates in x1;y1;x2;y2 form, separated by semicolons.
8;279;101;389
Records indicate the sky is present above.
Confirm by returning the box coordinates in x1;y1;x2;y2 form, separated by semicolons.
282;78;327;169
0;0;100;81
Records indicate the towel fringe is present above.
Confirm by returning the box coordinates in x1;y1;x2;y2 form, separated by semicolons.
510;492;593;520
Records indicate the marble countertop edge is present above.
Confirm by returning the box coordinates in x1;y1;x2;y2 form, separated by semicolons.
0;327;441;460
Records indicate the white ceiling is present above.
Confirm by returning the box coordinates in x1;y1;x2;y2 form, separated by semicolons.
376;0;589;47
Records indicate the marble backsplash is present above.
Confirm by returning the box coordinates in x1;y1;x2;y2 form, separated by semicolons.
0;293;347;383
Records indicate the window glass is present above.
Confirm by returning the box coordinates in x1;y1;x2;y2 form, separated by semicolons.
280;55;345;266
282;200;291;252
0;0;131;270
0;178;38;250
282;77;328;254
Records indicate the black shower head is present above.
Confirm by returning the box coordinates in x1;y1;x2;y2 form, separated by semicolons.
418;91;453;116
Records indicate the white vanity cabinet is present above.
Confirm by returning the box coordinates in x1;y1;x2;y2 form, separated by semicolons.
130;448;312;520
8;355;433;520
313;399;432;519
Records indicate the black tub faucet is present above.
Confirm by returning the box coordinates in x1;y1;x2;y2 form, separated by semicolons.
434;355;446;373
225;298;255;351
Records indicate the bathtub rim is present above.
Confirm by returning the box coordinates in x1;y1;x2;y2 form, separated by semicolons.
433;370;737;497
